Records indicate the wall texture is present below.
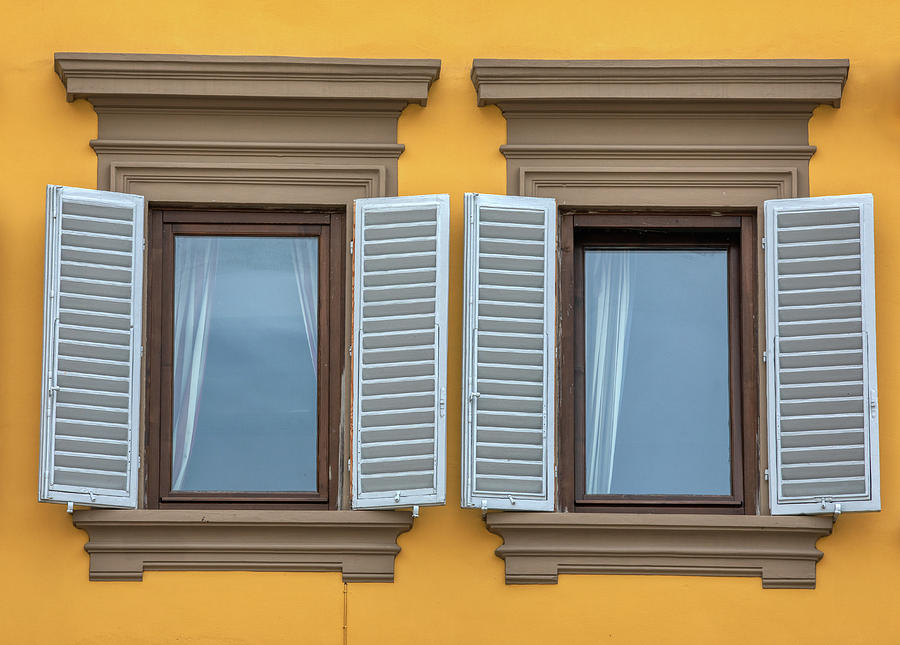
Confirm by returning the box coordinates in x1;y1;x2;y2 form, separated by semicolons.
2;1;899;643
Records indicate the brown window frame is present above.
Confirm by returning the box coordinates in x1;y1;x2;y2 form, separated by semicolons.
145;206;345;510
558;211;758;514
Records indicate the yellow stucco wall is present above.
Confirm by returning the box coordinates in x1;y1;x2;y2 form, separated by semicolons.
2;1;899;643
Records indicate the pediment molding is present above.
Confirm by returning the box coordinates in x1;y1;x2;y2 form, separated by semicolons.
471;58;848;113
56;53;441;109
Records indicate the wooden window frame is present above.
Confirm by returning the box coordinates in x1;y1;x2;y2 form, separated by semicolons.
558;210;758;514
146;206;345;510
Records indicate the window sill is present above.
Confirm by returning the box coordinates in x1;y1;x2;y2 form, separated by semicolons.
485;512;833;589
72;509;413;582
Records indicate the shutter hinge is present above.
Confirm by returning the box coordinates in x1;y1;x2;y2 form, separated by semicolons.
137;453;141;470
348;457;352;473
818;497;843;522
764;468;769;481
870;388;878;418
761;237;766;250
439;387;446;417
762;351;766;363
142;239;146;251
140;345;144;357
349;240;354;255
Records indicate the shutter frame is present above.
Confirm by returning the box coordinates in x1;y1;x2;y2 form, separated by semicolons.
351;194;449;509
765;193;879;515
461;193;556;511
39;185;144;509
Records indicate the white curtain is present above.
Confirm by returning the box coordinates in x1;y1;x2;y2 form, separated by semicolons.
171;238;219;491
290;237;319;371
584;251;634;494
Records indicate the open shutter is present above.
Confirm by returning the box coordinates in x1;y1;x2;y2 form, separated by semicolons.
352;195;449;509
40;185;144;509
461;193;556;511
765;194;879;514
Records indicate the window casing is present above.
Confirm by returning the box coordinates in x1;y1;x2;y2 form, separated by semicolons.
558;211;759;514
145;206;345;509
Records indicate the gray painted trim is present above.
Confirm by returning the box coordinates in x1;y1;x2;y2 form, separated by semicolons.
486;513;833;588
73;509;414;582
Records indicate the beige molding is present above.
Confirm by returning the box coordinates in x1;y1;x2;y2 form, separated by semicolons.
107;161;387;202
73;509;414;582
55;53;441;107
473;59;846;198
91;140;406;159
486;513;833;588
518;166;799;206
499;144;817;160
471;58;848;110
55;52;442;194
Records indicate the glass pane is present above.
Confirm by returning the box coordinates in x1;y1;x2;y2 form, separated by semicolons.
584;249;731;496
172;236;318;492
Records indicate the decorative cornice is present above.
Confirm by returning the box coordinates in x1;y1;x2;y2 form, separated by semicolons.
73;509;414;582
55;53;441;107
472;59;849;111
91;139;405;159
486;513;833;588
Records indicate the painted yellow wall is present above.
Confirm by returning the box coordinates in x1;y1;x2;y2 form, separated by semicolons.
2;1;899;643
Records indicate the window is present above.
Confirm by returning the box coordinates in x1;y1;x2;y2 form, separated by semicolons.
562;213;758;513
145;207;344;508
39;53;445;583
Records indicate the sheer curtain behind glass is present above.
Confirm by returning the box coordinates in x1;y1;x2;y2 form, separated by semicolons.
584;251;634;494
583;248;731;496
172;236;319;492
172;238;219;490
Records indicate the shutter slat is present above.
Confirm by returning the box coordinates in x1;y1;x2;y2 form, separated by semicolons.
352;195;449;509
766;194;880;514
462;193;556;511
40;185;143;508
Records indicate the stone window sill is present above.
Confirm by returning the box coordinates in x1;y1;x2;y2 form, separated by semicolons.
73;509;413;582
485;512;833;589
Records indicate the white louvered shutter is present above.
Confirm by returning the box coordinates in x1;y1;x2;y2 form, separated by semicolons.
461;193;556;511
40;185;144;508
765;194;879;514
352;195;449;509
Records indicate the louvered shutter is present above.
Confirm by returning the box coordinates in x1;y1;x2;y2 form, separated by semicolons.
352;195;449;509
40;185;144;508
765;194;879;514
461;193;556;511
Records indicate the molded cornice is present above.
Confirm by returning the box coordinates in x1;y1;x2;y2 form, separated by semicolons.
55;53;441;107
486;513;833;588
73;509;414;582
471;59;848;111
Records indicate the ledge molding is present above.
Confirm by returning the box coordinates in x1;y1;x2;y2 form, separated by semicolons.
486;513;833;588
73;509;413;582
55;53;441;106
471;58;848;111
